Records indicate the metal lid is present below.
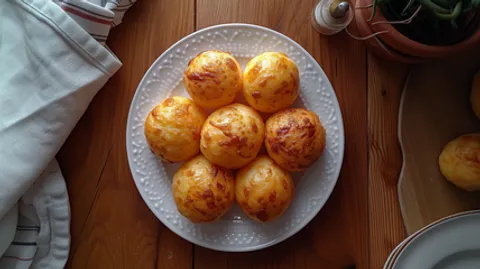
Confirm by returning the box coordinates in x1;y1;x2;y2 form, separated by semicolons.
329;0;350;19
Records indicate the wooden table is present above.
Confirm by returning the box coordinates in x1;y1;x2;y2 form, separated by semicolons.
58;1;410;268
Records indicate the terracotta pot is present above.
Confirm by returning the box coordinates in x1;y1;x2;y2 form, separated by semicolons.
356;0;480;59
348;7;428;63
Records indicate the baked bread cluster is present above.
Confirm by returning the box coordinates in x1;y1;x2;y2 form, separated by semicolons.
144;51;327;223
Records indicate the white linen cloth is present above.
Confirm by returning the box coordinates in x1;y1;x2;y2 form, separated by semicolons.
0;0;135;268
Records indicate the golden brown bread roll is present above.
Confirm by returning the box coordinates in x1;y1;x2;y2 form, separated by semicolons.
144;96;207;162
243;52;299;113
200;103;265;169
172;155;235;222
184;50;242;109
439;133;480;191
471;71;480;119
265;108;326;171
236;155;294;222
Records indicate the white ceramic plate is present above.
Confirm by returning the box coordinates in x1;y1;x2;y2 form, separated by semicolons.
126;23;344;252
392;212;480;269
384;237;408;269
384;210;480;269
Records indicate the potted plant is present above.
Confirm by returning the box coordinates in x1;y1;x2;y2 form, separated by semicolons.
348;0;480;62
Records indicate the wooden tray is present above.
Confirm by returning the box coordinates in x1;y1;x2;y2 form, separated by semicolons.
398;50;480;235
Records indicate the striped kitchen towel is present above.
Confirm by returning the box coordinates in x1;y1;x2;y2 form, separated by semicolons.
0;161;71;269
57;0;137;45
0;0;135;268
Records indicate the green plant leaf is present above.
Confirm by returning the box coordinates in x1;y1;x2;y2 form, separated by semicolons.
462;0;480;10
417;0;451;13
432;0;456;8
434;0;463;19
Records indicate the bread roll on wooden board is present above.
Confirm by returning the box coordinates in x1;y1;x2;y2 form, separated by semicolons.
398;49;480;235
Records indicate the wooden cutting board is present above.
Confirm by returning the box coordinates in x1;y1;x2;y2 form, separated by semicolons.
398;50;480;235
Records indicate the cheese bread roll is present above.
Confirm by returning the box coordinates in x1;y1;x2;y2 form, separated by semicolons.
200;103;264;169
173;155;235;222
184;51;242;109
236;155;294;222
439;133;480;191
265;108;326;171
243;52;299;113
144;96;206;162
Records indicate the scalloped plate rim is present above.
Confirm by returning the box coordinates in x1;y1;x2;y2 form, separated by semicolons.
126;23;345;252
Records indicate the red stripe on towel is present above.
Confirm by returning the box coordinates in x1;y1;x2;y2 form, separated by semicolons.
61;6;112;25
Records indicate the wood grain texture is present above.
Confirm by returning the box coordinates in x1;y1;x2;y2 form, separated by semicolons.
367;54;408;269
196;0;369;268
398;50;480;235
56;1;414;268
60;0;194;268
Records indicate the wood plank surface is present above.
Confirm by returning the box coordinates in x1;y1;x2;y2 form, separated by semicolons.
56;0;412;268
196;1;369;268
59;1;194;268
367;55;408;269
